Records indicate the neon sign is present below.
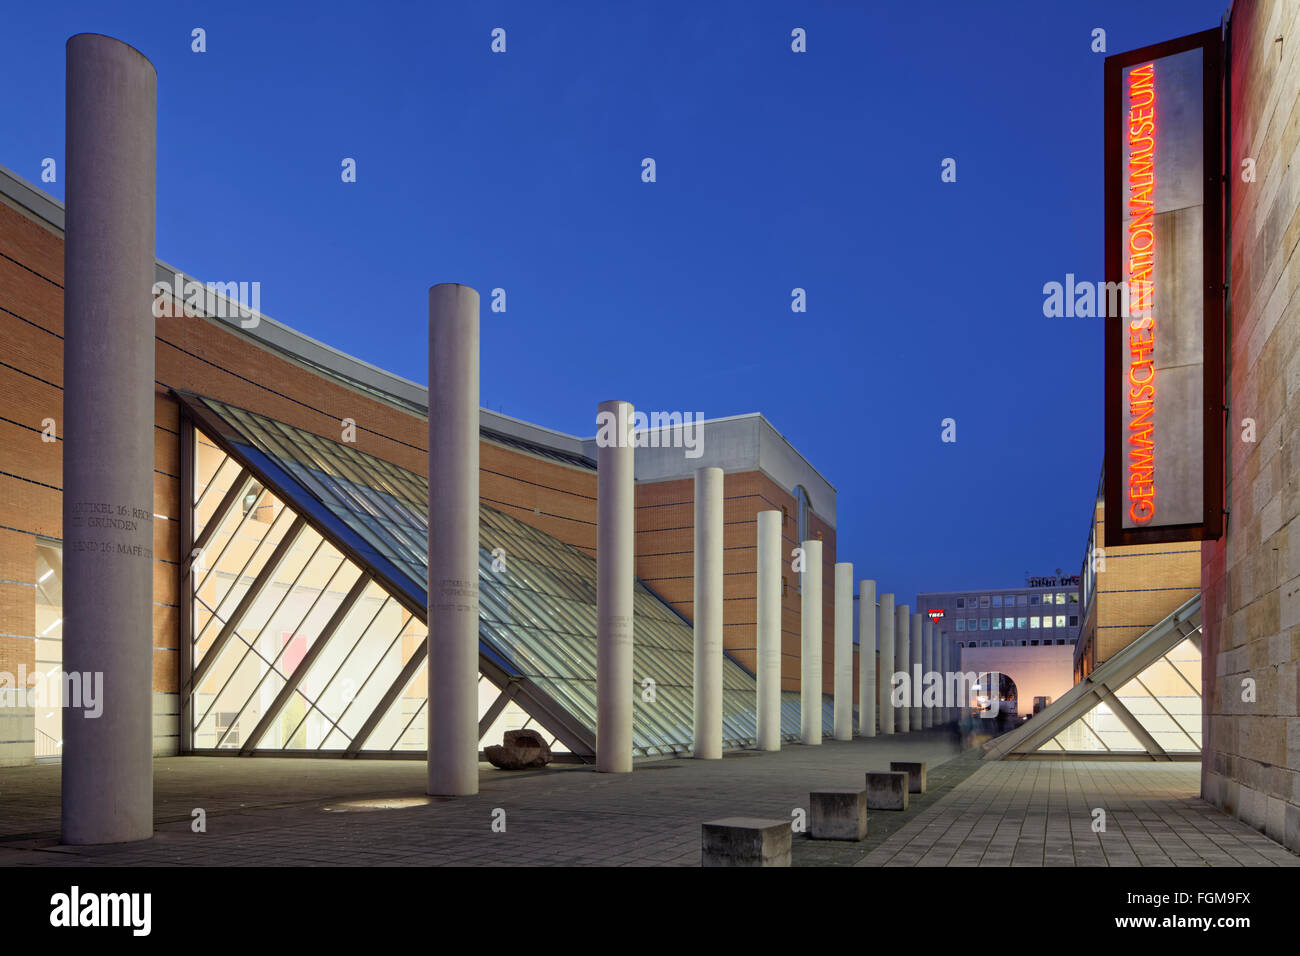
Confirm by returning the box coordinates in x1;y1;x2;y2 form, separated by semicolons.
1127;63;1156;523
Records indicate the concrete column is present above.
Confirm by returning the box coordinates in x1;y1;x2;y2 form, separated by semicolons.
833;563;853;741
61;34;157;846
692;467;723;759
894;605;910;732
921;618;933;729
931;622;942;725
596;400;635;772
858;580;876;737
877;593;895;734
910;612;924;731
800;539;823;745
755;510;782;751
946;632;956;723
426;284;481;796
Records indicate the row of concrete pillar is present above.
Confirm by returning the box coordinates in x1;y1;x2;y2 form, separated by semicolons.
60;33;956;845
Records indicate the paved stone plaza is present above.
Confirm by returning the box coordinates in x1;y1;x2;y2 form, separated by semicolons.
857;760;1300;867
0;733;1294;867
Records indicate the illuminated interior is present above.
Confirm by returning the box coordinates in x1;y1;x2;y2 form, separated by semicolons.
181;392;831;759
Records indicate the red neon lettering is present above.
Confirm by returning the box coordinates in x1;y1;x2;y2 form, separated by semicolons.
1126;63;1156;524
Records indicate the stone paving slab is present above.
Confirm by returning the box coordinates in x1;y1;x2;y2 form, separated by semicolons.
855;759;1300;867
0;731;967;867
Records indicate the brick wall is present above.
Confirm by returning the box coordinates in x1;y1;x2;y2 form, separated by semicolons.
1075;500;1201;680
635;473;846;696
1201;0;1300;854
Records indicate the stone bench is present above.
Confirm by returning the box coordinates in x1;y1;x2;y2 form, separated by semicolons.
865;771;909;811
701;817;792;866
809;788;868;841
890;761;927;793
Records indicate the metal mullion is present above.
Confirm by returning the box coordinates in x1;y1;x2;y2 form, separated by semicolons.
348;635;428;753
242;573;372;753
180;415;196;753
193;482;269;598
211;551;356;750
185;466;252;576
1132;675;1199;751
187;514;306;702
385;690;428;752
1098;685;1167;757
306;591;397;750
192;449;230;512
202;533;327;742
192;497;291;669
1163;651;1203;698
477;681;520;740
315;597;402;742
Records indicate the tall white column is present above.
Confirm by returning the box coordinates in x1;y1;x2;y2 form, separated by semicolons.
942;632;953;723
895;605;910;732
61;33;157;845
427;283;481;797
756;510;782;750
935;628;946;724
878;593;895;734
596;400;635;772
693;467;723;759
833;563;853;741
800;539;823;745
858;579;876;737
921;618;933;729
910;612;924;731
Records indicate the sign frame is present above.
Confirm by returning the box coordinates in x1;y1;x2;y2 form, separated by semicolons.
1104;28;1224;547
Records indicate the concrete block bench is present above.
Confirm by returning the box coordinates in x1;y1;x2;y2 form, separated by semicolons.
809;788;868;841
865;771;909;811
890;761;927;793
701;817;792;866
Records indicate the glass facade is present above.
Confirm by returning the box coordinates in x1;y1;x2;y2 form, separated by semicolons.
1035;635;1201;754
182;393;829;759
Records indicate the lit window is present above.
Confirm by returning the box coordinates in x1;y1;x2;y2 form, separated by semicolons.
1056;615;1066;627
1070;592;1080;604
1017;616;1027;629
992;617;1002;630
1056;592;1066;605
1005;616;1014;629
1030;616;1039;628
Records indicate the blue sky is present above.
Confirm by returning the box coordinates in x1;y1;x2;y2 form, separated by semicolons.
2;0;1226;608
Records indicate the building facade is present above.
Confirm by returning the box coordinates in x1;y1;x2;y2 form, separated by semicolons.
1201;0;1300;854
0;162;847;767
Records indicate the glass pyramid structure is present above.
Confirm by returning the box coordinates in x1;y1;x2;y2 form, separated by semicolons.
177;391;830;759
